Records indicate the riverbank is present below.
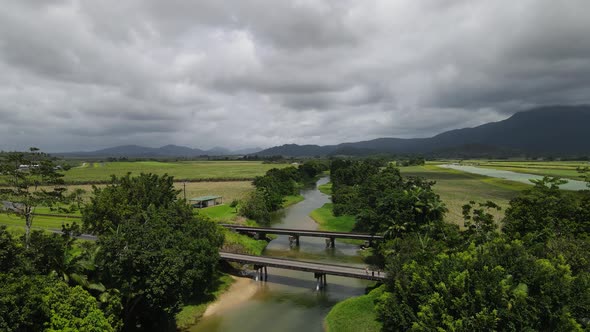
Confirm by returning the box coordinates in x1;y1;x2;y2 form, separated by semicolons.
324;284;384;332
202;276;259;318
310;203;355;232
186;176;371;332
176;274;236;330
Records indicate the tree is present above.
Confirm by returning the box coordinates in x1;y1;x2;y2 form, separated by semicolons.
0;226;22;274
462;200;501;244
0;148;67;247
377;238;589;331
69;187;87;211
353;165;447;236
82;173;185;235
0;274;113;332
503;177;578;242
239;190;272;223
83;173;224;330
42;282;113;332
229;199;240;213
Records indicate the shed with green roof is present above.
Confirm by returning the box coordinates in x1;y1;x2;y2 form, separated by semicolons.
189;195;223;208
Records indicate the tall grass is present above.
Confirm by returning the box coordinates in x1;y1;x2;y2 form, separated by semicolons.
400;165;526;225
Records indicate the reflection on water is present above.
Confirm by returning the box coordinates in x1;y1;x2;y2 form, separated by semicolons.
190;177;371;332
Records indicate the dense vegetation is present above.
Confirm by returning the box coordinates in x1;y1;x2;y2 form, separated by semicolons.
1;150;226;331
240;161;327;222
328;159;590;330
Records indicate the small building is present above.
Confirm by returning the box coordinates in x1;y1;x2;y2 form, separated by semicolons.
190;195;223;208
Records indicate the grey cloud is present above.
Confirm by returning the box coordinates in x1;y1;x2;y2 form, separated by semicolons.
0;0;589;152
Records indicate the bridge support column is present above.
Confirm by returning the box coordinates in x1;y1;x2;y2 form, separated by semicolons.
325;237;335;248
314;273;327;290
288;235;300;247
254;264;267;281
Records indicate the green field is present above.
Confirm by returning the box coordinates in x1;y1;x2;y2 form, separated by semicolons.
0;213;79;230
62;161;288;183
443;160;590;181
400;165;529;225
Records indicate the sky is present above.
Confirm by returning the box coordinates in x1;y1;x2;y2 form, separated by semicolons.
1;0;590;152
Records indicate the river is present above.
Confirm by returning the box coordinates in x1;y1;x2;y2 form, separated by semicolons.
441;164;588;191
190;177;371;332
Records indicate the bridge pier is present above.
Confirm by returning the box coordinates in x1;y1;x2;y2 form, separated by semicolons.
325;237;335;248
255;232;268;241
314;272;327;290
254;264;268;281
288;235;300;246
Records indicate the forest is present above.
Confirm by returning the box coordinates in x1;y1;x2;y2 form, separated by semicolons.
330;159;590;330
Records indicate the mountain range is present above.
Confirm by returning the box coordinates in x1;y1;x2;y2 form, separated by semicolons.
255;105;590;157
56;145;262;158
56;105;590;158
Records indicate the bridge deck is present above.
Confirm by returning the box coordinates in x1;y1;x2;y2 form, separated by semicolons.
220;252;385;281
220;224;384;241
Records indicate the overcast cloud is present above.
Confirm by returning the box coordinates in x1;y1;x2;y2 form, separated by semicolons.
1;0;589;152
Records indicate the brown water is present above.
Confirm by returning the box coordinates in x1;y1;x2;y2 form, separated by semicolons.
189;177;371;332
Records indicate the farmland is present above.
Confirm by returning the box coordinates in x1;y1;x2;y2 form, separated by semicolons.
399;165;529;225
62;161;289;183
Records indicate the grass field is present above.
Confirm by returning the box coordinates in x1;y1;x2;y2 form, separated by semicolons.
443;160;590;181
0;213;79;230
62;161;287;183
180;181;253;203
400;165;529;225
324;284;384;332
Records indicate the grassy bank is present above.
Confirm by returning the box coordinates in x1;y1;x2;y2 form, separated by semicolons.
221;229;268;255
318;182;332;195
324;284;385;332
310;203;355;232
176;274;235;330
283;194;305;207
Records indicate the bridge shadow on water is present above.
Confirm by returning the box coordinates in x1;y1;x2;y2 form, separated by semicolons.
253;273;370;298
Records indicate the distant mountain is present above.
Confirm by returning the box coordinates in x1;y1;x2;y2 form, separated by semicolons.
57;145;261;158
255;105;590;157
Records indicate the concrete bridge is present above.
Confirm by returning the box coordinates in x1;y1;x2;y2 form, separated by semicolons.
220;224;384;248
220;252;385;290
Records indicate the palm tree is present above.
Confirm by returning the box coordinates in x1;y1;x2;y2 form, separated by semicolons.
50;245;105;292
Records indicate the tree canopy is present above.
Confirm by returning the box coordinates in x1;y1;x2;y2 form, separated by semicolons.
83;173;224;330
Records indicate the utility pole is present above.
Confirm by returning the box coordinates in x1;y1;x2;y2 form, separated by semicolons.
183;181;187;201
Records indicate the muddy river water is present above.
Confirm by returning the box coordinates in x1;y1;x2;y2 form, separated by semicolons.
190;177;371;332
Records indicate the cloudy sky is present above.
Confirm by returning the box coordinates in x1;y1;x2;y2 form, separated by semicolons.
1;0;589;152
